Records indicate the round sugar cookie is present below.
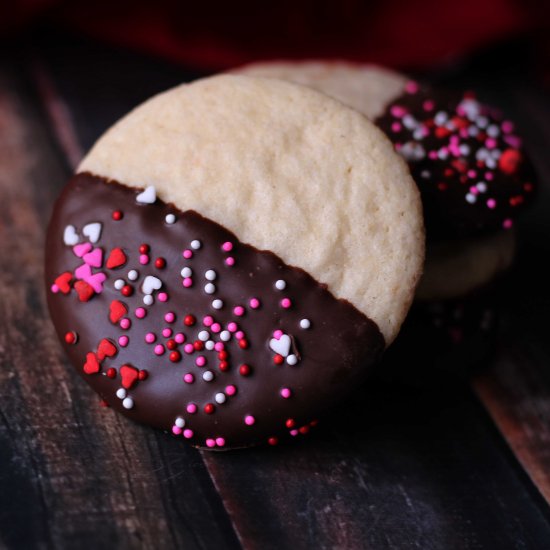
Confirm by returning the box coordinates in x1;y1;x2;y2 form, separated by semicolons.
45;74;424;450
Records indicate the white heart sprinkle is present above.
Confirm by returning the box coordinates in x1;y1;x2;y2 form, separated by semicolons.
82;222;102;243
141;275;162;295
269;334;291;357
63;225;79;246
136;185;156;204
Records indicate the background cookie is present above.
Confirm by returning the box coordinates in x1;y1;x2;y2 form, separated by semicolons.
46;75;424;449
235;61;535;299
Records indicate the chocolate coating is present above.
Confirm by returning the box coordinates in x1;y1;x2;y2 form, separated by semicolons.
45;173;384;449
375;85;536;241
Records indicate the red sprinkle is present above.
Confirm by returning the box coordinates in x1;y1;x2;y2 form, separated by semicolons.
138;370;149;381
204;403;215;414
155;257;166;269
238;338;249;349
169;351;181;363
112;210;123;221
273;354;284;365
121;285;133;297
64;331;77;344
106;367;117;379
166;339;177;350
285;419;296;429
184;315;196;327
239;364;251;376
218;361;229;372
139;244;150;254
268;437;278;446
193;340;204;351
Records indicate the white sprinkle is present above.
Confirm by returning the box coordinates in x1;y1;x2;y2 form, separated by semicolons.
413;128;425;141
215;393;226;404
486;158;497;169
220;330;231;342
191;240;201;250
205;340;215;351
135;185;156;204
468;125;479;137
420;170;431;179
204;283;216;294
402;114;417;130
116;388;127;399
465;193;477;204
181;267;192;278
300;319;311;329
459;144;471;156
477;182;488;193
434;111;448;126
476;116;489;129
128;269;138;281
487;124;500;137
175;417;185;428
437;149;449;160
143;295;154;306
165;213;176;224
114;279;125;290
122;397;134;409
275;279;286;290
286;354;298;366
212;299;223;310
205;269;217;281
203;370;214;382
198;330;210;342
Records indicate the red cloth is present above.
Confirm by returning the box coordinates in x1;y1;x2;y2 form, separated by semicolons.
4;0;538;70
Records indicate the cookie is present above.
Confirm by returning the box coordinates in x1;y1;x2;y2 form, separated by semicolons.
46;75;424;449
235;62;534;299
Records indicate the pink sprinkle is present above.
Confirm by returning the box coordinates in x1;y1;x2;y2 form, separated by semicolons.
172;426;182;435
206;438;216;448
120;318;131;330
158;292;168;302
175;333;185;344
118;336;129;347
428;151;438;160
214;342;224;352
183;249;193;259
502;121;514;134
487;198;497;209
390;105;406;118
225;257;235;266
203;315;214;327
216;437;226;447
467;170;477;178
164;312;175;323
405;81;419;94
244;415;255;426
469;186;479;195
196;356;206;367
281;298;292;309
183;429;194;439
485;172;494;181
51;284;59;293
139;254;149;265
289;429;299;437
235;331;244;339
154;344;165;356
391;122;402;133
183;277;193;288
187;403;197;414
249;298;260;309
423;99;435;111
135;307;146;319
486;138;497;149
222;241;233;252
184;373;195;383
145;333;156;344
184;343;194;354
227;322;238;332
280;388;292;399
233;306;245;316
211;323;221;333
162;328;172;338
225;385;236;396
273;329;283;340
503;218;513;229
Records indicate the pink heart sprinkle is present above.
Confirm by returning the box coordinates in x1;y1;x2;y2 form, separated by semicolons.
74;263;92;280
73;242;92;258
85;272;106;293
83;248;103;268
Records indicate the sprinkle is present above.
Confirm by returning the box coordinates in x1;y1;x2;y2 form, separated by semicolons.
222;241;233;252
487;198;497;209
184;315;196;326
280;388;292;399
120;318;131;330
249;298;260;309
122;397;134;409
154;345;165;356
204;283;216;294
182;249;193;259
239;364;251;376
280;298;292;309
187;403;197;414
244;415;255;426
196;356;207;367
135;307;146;319
233;306;245;316
135;185;156;204
503;218;513;229
145;333;156;344
172;426;182;435
184;373;194;383
275;279;286;290
220;330;231;342
465;193;476;204
143;295;154;306
139;255;149;265
116;388;127;399
165;213;176;224
225;385;237;396
212;299;223;310
225;257;235;266
198;330;210;341
287;354;298;366
183;429;194;439
154;257;166;269
215;393;226;404
183;278;193;288
216;438;225;447
158;292;168;302
203;316;214;327
162;328;172;338
184;343;194;354
112;210;123;221
128;270;138;281
190;240;201;250
204;403;215;414
205;269;217;281
300;319;311;329
114;279;125;290
175;333;185;344
118;336;129;347
227;322;238;332
202;370;214;382
164;312;176;323
211;323;221;333
206;439;216;448
205;340;215;350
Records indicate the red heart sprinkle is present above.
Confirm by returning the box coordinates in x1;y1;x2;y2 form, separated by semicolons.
74;280;95;302
83;352;100;374
55;272;73;294
106;248;127;269
109;300;127;324
97;338;117;361
120;364;139;389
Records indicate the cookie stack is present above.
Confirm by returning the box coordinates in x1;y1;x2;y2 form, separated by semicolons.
45;67;535;449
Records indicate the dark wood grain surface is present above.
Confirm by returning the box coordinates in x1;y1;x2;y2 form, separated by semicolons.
1;32;549;549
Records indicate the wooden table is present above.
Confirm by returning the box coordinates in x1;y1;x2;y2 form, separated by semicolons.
1;32;549;549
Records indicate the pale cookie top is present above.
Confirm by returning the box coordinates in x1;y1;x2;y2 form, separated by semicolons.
79;74;424;344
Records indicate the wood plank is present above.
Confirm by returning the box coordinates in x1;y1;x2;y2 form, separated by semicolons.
0;60;240;550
